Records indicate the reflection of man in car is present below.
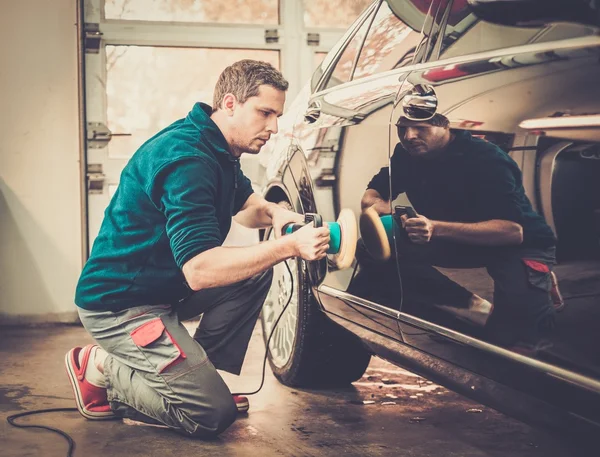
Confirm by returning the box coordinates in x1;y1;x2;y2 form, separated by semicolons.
360;113;560;347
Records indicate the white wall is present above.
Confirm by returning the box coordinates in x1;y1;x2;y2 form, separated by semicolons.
0;0;82;324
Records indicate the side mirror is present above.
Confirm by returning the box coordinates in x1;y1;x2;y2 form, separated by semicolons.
399;84;438;122
467;0;599;28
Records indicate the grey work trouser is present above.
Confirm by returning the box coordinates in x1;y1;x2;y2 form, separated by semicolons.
77;268;273;437
395;234;557;344
356;232;557;344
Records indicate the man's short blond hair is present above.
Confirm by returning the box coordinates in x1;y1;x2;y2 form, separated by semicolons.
212;60;289;111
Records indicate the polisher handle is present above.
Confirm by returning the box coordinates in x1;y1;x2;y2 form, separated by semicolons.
281;213;324;236
304;213;323;228
281;213;343;255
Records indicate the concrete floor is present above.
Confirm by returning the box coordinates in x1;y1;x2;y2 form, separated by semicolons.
0;323;582;457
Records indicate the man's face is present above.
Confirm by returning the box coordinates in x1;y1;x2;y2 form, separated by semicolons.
228;85;285;156
397;120;451;159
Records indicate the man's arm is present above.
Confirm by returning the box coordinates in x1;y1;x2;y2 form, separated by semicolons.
432;219;523;245
183;222;330;291
362;148;408;215
234;193;304;235
403;214;523;246
361;189;392;215
233;193;276;228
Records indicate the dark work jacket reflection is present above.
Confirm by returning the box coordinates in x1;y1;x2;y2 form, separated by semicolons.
367;131;556;249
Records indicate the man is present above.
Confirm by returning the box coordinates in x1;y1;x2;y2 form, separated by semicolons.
361;113;560;347
66;60;330;437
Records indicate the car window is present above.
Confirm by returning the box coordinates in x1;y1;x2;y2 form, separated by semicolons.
352;0;427;79
532;22;598;43
321;5;375;90
310;1;379;92
435;0;597;61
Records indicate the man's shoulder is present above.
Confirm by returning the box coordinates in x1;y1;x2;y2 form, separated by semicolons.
458;132;513;163
133;121;218;168
456;131;498;151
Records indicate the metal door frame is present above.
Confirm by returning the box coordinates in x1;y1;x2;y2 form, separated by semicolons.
81;0;347;255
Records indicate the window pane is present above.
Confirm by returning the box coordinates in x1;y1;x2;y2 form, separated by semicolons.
105;46;279;159
304;0;372;28
438;0;596;61
323;12;372;90
439;15;541;60
310;2;377;91
528;22;597;44
353;1;423;79
313;52;328;70
105;0;278;25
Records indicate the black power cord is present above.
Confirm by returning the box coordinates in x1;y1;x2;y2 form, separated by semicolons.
6;259;294;457
233;258;294;396
6;408;78;457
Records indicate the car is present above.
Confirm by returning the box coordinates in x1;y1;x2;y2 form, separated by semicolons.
258;0;600;441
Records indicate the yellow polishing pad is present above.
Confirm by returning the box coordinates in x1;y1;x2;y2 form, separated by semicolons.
332;209;357;270
359;206;391;261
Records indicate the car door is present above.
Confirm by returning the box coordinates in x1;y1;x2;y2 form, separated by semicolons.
392;0;600;427
290;0;437;342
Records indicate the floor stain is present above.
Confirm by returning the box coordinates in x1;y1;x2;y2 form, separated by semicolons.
0;385;31;411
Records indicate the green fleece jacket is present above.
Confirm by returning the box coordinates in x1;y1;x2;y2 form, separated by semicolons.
75;103;254;311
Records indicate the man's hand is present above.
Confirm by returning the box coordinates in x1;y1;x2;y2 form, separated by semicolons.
401;213;435;244
368;201;392;216
290;223;330;261
361;189;392;215
270;205;304;239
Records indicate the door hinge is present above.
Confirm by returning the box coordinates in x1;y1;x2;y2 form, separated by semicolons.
87;164;105;194
87;122;112;149
265;29;279;44
84;23;103;54
307;33;320;46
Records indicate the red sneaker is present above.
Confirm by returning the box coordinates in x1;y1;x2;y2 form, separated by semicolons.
233;395;249;413
65;345;115;420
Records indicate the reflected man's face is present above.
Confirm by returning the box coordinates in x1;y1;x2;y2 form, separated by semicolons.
397;120;452;159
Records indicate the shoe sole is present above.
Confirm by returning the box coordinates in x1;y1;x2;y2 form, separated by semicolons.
64;349;116;420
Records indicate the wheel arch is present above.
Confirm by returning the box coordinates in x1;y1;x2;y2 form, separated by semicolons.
263;183;292;206
260;181;297;242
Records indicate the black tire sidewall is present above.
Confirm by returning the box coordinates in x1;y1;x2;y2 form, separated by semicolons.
260;201;371;387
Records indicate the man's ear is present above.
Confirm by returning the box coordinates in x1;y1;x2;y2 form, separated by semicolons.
222;93;237;116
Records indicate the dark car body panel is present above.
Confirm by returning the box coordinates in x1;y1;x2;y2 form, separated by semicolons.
263;0;600;434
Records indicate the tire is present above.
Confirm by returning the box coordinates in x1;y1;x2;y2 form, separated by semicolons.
260;201;371;387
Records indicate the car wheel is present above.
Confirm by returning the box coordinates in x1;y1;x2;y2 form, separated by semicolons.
260;201;371;387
